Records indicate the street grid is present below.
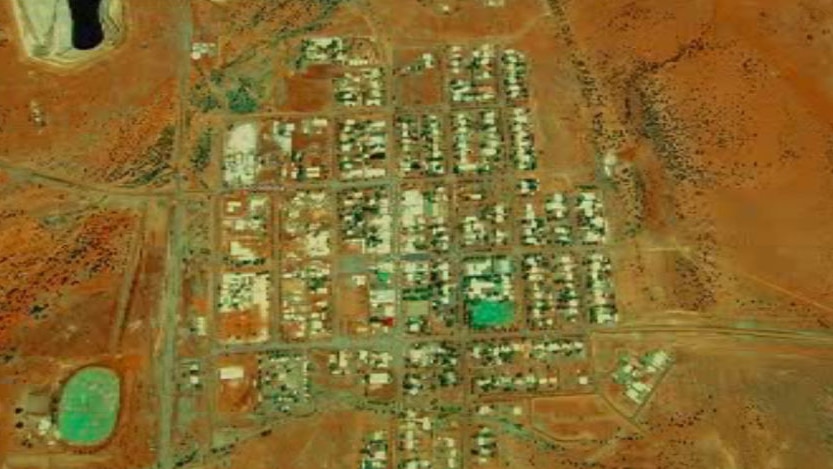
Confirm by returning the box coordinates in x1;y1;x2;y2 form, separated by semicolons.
172;32;618;469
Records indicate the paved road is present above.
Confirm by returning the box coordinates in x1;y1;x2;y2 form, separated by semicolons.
591;322;833;344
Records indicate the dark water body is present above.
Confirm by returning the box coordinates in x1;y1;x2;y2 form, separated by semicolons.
68;0;104;50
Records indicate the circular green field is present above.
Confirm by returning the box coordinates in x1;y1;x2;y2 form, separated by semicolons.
57;366;120;445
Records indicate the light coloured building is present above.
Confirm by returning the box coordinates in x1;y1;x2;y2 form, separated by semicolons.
223;122;260;187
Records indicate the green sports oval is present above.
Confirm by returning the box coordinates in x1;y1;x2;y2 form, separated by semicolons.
57;366;121;445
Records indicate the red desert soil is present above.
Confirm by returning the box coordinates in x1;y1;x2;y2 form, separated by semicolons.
226;410;391;469
0;178;142;348
0;178;164;464
625;335;833;469
0;1;182;188
365;0;545;41
531;394;626;442
564;0;833;330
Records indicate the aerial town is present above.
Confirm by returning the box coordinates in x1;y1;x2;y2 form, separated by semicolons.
197;26;642;468
4;1;833;469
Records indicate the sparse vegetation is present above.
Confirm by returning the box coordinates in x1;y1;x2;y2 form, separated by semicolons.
106;125;176;187
191;128;214;174
226;80;259;114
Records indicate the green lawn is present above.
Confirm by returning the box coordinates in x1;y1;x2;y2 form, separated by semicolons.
470;300;515;328
57;367;120;445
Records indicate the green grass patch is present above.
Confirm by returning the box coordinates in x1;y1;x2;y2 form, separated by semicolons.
57;367;120;445
470;300;514;328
